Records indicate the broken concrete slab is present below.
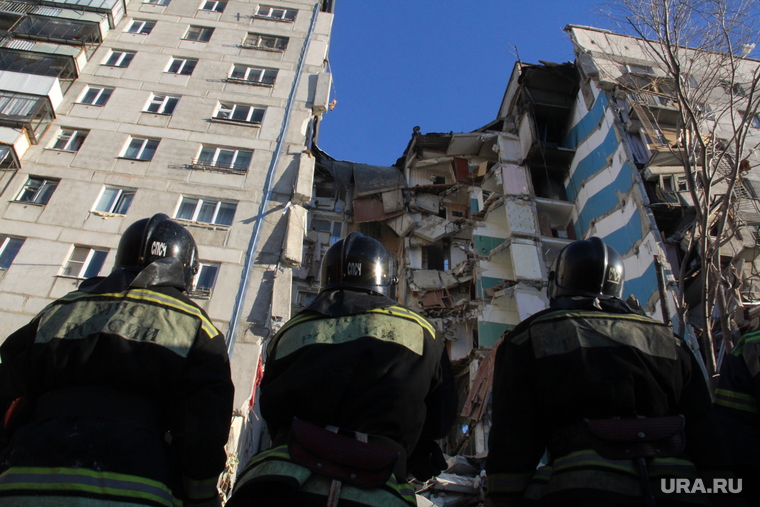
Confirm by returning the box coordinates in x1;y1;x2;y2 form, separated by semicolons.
412;215;458;243
386;213;416;237
411;193;440;213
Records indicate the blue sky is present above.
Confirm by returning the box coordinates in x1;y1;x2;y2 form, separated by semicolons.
317;1;614;166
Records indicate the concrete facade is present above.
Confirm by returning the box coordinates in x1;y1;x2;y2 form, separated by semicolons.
0;0;334;481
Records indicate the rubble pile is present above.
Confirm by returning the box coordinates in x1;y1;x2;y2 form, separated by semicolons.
414;455;486;507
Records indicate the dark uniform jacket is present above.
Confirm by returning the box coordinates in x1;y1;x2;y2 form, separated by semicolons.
486;298;735;507
714;329;760;504
0;268;234;507
229;289;457;507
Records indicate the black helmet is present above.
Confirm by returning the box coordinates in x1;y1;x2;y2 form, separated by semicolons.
114;213;199;291
320;232;396;299
548;237;624;300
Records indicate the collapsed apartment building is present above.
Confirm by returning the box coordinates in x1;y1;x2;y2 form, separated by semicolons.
289;26;760;475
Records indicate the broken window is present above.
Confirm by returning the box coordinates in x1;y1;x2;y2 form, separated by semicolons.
295;290;317;307
310;217;342;245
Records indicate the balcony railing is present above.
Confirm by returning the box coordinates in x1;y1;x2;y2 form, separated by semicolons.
191;158;249;174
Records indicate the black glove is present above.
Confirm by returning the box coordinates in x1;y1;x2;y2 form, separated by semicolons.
407;440;447;481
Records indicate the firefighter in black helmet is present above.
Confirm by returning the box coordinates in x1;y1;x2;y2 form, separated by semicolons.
0;214;234;507
486;237;738;507
228;232;457;507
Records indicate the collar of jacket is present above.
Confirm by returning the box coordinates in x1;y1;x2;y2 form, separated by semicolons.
305;289;397;318
550;296;642;315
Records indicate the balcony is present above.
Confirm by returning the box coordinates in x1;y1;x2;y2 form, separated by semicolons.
0;90;53;144
0;41;79;94
629;90;680;125
10;15;102;58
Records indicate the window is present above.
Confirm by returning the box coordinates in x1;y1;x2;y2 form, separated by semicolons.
229;65;277;85
61;246;108;279
741;111;760;129
145;94;179;114
122;137;159;161
125;19;156;34
0;235;23;270
625;63;654;75
50;129;88;152
243;33;288;52
310;217;341;244
183;26;214;42
144;0;170;5
93;186;135;215
103;50;135;67
195;146;253;172
166;58;197;75
176;197;236;226
200;0;226;12
213;103;265;124
254;5;297;21
662;175;688;193
79;86;113;106
15;177;58;204
190;262;219;297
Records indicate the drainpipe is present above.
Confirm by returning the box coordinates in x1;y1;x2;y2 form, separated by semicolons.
226;2;322;354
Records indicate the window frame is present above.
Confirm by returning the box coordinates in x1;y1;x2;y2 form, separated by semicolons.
254;5;297;22
143;0;170;5
213;103;265;124
121;137;159;161
194;145;253;173
166;57;198;75
60;246;108;279
0;235;24;270
15;176;59;205
78;86;113;106
145;94;179;115
49;128;88;152
243;33;288;52
228;65;277;86
199;0;226;12
92;186;136;215
125;19;156;35
189;261;220;298
310;216;342;245
103;50;136;68
175;196;236;226
183;25;214;42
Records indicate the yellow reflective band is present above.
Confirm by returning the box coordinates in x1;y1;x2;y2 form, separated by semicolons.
0;467;180;507
36;296;199;358
57;289;218;339
232;459;312;494
182;475;219;501
301;473;414;506
714;388;759;413
242;445;290;469
552;450;698;478
368;306;436;337
273;312;425;359
530;311;678;359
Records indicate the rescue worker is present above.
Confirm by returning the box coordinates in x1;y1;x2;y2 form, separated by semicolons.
486;237;739;507
713;328;760;504
0;214;234;507
227;231;457;507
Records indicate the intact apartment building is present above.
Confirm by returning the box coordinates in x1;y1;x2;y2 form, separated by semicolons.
0;0;334;470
